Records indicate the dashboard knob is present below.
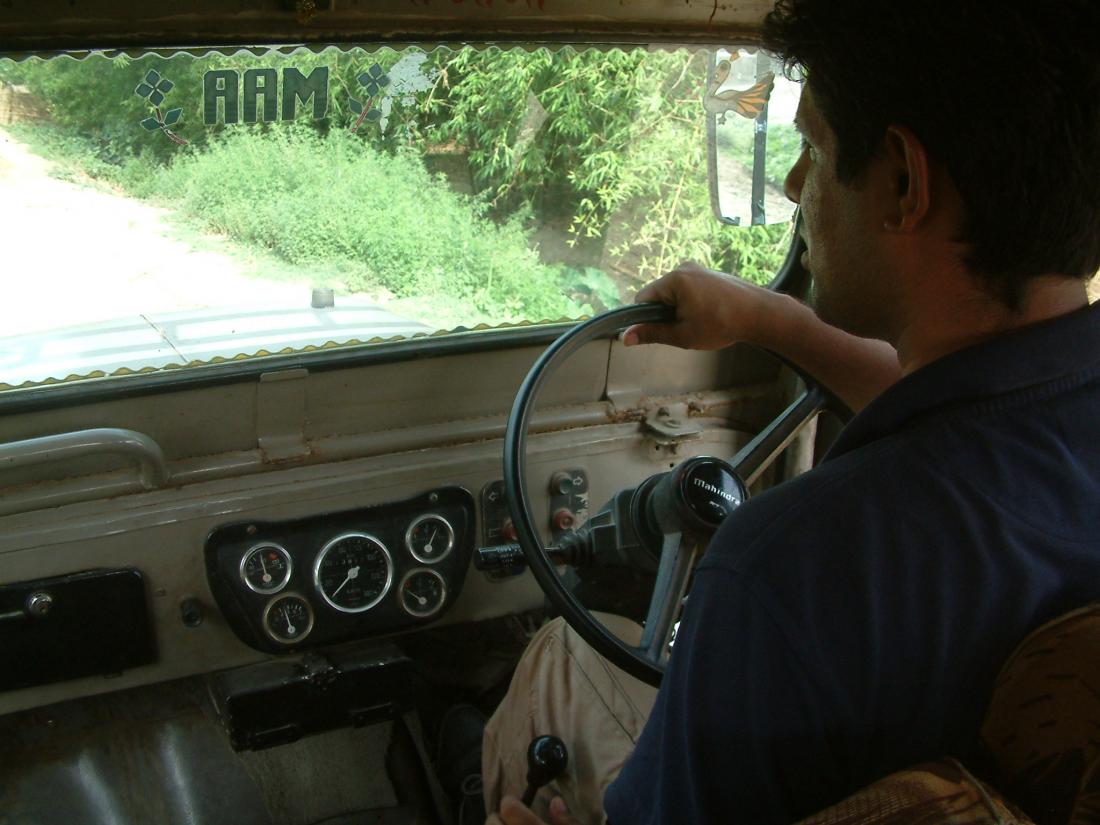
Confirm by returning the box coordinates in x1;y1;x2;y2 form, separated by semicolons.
549;471;574;495
552;508;575;531
25;591;53;618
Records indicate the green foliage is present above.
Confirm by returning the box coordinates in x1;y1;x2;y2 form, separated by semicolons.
764;123;803;189
152;128;582;321
0;48;421;164
421;47;793;284
556;266;622;312
717;119;802;190
3;55;155;156
726;223;793;285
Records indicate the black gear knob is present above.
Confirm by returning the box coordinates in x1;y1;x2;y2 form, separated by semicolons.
520;735;569;806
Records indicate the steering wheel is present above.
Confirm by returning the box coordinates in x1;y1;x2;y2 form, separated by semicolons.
503;302;850;687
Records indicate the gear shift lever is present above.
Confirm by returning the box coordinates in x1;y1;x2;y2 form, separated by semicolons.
521;735;569;806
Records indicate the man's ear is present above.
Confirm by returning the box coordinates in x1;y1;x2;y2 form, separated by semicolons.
881;125;931;232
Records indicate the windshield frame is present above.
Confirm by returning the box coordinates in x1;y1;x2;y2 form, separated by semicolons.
0;1;770;54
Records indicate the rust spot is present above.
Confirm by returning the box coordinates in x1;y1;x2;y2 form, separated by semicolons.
606;408;646;424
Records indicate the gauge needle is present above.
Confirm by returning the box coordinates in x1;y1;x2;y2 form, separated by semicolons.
332;565;360;597
424;527;438;555
283;606;296;635
260;554;271;583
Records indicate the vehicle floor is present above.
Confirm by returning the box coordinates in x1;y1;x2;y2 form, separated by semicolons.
0;615;537;825
0;679;424;824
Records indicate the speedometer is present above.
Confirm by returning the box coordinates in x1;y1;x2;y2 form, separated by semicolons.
313;532;393;613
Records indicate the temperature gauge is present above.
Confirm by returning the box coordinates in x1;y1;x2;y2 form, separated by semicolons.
399;569;447;618
240;543;292;594
405;514;455;564
262;593;314;644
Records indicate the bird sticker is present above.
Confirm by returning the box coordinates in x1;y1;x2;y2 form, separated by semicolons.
703;52;775;123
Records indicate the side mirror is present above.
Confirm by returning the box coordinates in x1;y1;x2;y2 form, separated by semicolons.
705;48;800;227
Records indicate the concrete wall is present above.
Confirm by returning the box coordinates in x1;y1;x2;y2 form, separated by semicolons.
0;84;49;125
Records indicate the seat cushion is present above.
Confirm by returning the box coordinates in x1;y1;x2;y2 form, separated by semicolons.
794;759;1033;824
979;604;1100;825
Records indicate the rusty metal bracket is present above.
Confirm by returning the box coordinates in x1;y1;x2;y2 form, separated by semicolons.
643;403;702;445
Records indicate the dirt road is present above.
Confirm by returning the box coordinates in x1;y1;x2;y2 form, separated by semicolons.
0;128;313;339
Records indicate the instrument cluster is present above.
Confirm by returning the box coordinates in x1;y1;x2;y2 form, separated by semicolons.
204;487;475;653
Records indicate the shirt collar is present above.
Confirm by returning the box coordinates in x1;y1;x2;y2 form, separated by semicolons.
826;301;1100;459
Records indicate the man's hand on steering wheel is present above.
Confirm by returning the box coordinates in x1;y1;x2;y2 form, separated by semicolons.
623;261;779;351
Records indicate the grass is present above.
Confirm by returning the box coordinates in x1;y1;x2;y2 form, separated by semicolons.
5;123;596;329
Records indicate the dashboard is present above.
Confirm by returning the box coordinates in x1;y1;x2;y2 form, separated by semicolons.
0;337;779;718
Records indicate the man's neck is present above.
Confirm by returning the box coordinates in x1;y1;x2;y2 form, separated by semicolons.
893;274;1089;376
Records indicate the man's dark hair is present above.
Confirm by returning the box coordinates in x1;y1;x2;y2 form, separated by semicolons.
761;0;1100;309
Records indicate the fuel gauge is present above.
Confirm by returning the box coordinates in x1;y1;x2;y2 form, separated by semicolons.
241;543;292;594
399;569;447;618
263;593;314;644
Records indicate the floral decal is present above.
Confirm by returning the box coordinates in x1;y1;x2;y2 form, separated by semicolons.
135;70;188;145
348;64;390;132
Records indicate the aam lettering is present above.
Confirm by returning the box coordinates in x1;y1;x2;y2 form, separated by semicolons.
203;67;329;125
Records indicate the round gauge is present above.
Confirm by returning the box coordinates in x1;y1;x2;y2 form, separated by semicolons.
313;532;393;613
405;514;455;564
240;543;292;594
399;569;447;618
262;593;314;644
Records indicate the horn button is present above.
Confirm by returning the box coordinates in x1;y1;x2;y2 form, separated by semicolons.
673;457;747;533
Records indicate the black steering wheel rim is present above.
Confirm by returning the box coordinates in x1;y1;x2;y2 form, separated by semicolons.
503;303;848;687
504;304;675;686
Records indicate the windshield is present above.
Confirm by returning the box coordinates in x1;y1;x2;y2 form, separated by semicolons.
0;45;795;389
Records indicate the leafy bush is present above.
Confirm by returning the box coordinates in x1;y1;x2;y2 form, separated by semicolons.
556;266;623;312
152;128;582;321
420;47;793;284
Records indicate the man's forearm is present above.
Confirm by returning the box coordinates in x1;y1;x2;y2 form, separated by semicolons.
625;264;902;412
755;292;901;412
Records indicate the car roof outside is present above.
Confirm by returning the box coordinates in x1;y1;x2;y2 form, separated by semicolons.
0;298;431;386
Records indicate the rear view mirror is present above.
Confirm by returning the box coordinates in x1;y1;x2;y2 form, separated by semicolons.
706;48;800;227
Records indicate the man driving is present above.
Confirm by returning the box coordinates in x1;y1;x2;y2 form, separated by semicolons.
481;0;1100;822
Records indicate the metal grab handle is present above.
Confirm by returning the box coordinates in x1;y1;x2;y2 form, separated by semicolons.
0;428;169;490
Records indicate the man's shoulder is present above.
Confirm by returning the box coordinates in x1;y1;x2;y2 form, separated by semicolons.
703;364;1100;578
699;432;924;576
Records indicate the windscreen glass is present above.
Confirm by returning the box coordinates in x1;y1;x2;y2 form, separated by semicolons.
0;45;793;389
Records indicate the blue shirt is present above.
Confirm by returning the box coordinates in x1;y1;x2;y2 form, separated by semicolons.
604;301;1100;824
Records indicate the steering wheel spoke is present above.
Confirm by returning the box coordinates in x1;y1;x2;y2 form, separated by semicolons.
731;384;829;487
638;531;699;663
